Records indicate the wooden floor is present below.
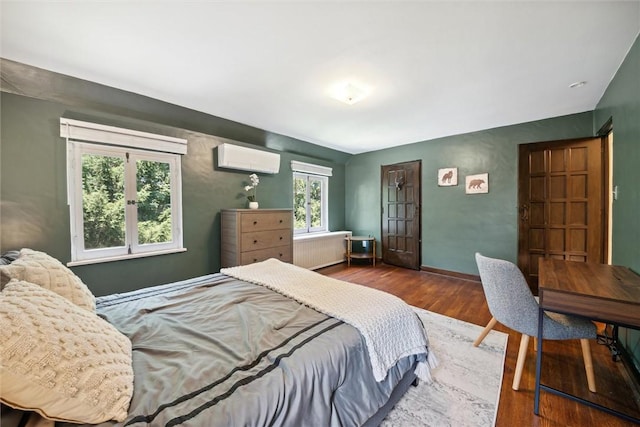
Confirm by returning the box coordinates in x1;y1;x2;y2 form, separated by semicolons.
317;262;640;427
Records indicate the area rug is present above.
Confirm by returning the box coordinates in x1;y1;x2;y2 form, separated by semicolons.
381;307;508;427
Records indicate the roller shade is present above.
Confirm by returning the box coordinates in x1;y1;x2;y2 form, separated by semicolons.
290;160;332;177
60;118;187;154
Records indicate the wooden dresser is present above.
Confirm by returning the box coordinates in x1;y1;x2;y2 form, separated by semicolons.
221;209;293;267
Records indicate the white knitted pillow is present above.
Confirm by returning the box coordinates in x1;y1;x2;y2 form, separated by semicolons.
0;280;134;424
0;248;95;312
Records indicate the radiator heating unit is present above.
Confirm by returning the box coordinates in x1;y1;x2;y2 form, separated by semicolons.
293;231;352;270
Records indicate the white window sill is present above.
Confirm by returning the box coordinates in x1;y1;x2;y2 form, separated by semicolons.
67;247;187;267
293;231;351;241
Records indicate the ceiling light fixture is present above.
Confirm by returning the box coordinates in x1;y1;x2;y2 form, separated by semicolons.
569;81;587;89
330;81;370;105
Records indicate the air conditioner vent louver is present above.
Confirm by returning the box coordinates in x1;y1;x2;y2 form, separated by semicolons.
217;143;280;174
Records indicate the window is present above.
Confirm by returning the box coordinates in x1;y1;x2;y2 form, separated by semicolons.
62;119;186;264
291;161;332;234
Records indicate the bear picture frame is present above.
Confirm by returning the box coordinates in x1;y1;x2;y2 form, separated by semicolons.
465;173;489;194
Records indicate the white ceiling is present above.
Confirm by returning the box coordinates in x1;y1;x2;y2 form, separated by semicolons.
1;1;639;154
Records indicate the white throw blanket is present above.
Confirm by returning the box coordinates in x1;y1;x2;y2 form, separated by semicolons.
221;258;437;382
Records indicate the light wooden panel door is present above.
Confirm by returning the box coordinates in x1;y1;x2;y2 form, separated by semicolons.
518;137;605;293
381;161;421;270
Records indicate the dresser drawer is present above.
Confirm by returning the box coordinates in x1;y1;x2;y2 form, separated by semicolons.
241;229;291;251
240;246;292;265
240;211;292;232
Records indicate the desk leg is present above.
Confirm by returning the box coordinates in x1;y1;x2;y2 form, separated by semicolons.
534;306;544;415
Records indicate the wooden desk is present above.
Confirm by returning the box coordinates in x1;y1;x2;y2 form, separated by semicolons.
535;259;640;423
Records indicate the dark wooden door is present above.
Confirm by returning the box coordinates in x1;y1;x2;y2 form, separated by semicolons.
381;161;421;270
518;137;605;293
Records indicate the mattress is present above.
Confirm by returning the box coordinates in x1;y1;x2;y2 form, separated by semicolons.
49;273;420;426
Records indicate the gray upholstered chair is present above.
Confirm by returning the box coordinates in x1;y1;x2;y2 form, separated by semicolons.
473;253;597;392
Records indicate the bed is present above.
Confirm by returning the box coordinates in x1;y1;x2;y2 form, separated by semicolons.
1;250;434;427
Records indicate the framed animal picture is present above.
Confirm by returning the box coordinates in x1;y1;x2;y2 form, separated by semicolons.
438;168;458;186
465;173;489;194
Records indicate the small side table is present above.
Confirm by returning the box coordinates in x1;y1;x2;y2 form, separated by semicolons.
345;236;376;267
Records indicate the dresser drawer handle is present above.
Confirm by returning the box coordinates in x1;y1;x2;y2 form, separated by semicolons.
253;221;258;225
279;219;283;223
279;236;283;240
253;240;258;244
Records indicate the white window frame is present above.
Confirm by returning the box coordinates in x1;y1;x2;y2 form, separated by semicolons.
62;118;186;265
292;161;332;235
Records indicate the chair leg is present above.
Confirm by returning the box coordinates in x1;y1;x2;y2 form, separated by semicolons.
473;317;498;347
512;334;530;391
580;339;597;393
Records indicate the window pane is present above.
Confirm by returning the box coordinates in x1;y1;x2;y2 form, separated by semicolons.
82;153;125;249
137;159;172;245
309;178;322;228
293;176;308;230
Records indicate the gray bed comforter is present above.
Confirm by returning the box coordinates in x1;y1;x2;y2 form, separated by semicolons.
61;273;418;427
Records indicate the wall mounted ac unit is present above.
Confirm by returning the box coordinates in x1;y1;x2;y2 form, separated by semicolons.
217;143;281;174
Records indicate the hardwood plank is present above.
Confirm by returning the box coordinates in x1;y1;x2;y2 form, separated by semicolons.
317;262;640;427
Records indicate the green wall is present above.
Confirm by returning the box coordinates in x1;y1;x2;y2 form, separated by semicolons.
595;34;640;375
0;60;348;296
595;34;640;272
345;113;594;274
